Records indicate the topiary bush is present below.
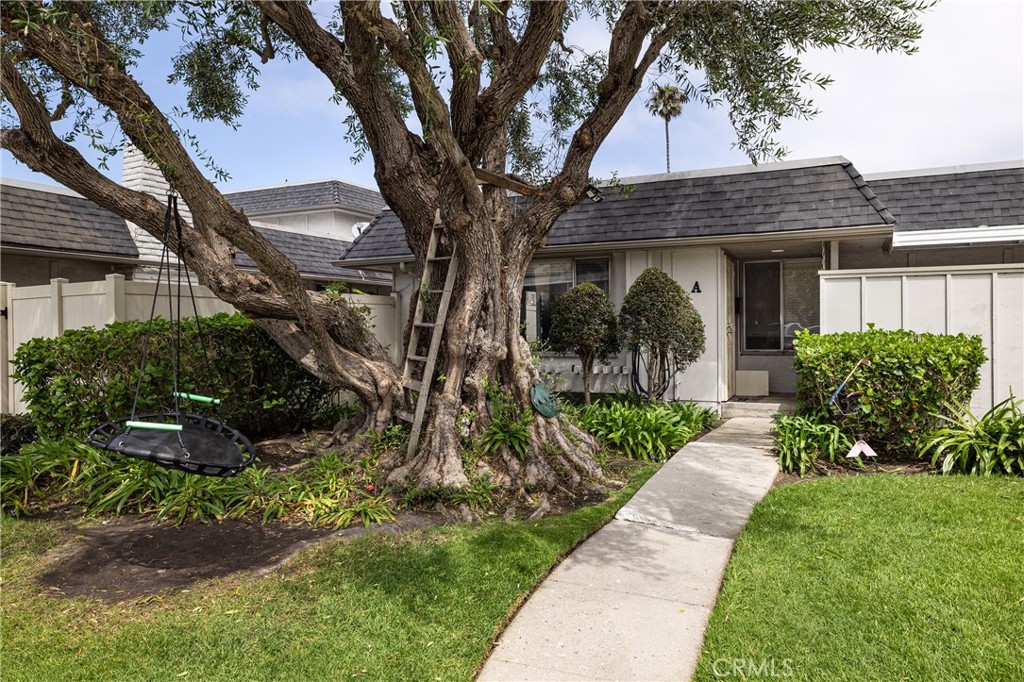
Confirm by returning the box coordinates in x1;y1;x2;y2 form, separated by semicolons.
12;313;335;440
619;267;705;400
548;282;620;403
794;328;986;456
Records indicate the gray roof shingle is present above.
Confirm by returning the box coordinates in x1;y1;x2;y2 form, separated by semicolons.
237;226;389;282
1;183;140;258
1;180;387;283
225;180;385;216
339;158;894;263
867;165;1024;232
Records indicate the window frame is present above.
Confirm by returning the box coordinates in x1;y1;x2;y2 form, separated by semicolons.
741;258;820;354
521;256;611;344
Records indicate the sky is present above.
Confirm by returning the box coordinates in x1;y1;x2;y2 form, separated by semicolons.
2;0;1022;193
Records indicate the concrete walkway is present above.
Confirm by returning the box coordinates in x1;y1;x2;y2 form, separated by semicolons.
477;417;778;682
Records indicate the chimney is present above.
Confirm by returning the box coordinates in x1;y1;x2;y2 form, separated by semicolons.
122;144;192;276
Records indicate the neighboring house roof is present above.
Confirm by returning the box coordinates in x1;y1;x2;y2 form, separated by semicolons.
224;179;386;217
1;181;140;258
0;179;386;283
866;162;1024;232
339;156;894;265
236;225;389;282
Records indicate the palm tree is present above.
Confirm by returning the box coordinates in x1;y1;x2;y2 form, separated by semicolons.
645;84;686;173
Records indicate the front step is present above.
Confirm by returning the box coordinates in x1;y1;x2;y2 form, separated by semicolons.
721;397;796;419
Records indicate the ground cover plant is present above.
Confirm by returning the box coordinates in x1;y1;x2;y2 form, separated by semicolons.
794;328;985;456
0;463;658;682
772;414;856;476
919;394;1024;476
0;437;392;527
574;396;717;461
694;476;1024;681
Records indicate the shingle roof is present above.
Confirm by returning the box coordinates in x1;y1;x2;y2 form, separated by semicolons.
237;225;389;283
339;158;894;263
225;180;385;216
1;180;387;284
866;164;1024;232
1;182;140;258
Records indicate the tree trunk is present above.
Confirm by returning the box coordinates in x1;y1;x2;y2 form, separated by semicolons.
665;118;671;173
383;210;605;494
581;353;595;404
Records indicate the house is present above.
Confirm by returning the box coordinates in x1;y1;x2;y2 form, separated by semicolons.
1;148;391;293
336;157;1024;412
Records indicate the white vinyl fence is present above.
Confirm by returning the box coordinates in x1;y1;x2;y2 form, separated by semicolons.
1;274;397;414
820;263;1024;413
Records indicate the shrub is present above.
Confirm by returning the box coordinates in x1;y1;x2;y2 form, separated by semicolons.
548;283;620;404
919;395;1024;476
577;399;715;461
620;267;705;400
12;313;335;440
773;414;856;476
794;328;986;456
1;413;37;456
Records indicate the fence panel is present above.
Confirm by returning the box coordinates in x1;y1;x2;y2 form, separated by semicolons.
821;264;1024;413
1;275;397;414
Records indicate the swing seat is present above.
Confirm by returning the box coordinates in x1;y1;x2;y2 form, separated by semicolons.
87;413;256;478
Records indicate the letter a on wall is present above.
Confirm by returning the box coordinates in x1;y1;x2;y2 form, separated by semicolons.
691;282;701;294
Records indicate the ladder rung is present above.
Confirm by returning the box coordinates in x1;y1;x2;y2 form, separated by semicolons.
428;289;444;294
414;322;436;328
396;410;413;423
408;354;428;363
429;256;452;262
404;379;422;392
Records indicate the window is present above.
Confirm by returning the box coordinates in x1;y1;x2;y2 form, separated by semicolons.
522;258;610;341
742;259;819;352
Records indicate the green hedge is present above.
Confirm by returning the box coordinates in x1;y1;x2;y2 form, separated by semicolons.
794;328;986;456
12;313;335;440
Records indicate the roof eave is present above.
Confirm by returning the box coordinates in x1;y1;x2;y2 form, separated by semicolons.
335;223;895;267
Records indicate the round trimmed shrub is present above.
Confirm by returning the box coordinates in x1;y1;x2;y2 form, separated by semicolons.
619;267;706;399
548;283;620;403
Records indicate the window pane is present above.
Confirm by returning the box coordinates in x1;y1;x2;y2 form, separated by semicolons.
522;259;573;341
575;258;609;293
744;262;781;350
783;261;820;350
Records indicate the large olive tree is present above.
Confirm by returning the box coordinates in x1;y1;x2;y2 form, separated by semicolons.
0;1;928;493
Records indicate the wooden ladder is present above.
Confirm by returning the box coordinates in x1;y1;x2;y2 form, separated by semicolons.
398;210;458;459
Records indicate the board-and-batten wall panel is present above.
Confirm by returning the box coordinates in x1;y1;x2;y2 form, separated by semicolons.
820;264;1024;413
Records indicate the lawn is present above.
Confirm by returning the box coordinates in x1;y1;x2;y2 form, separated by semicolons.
0;463;656;682
695;475;1024;682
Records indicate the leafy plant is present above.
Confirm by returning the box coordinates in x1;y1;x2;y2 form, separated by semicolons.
1;413;37;456
794;328;986;456
576;399;713;461
919;395;1024;476
449;473;499;511
772;414;856;476
619;267;706;400
12;313;336;440
548;282;620;403
480;385;534;461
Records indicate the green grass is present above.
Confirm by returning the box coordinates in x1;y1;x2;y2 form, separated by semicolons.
0;463;656;682
695;475;1024;681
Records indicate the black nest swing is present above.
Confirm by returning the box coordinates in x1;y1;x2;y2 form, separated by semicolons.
86;193;255;478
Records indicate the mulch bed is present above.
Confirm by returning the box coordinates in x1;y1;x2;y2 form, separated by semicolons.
772;460;933;488
36;512;442;604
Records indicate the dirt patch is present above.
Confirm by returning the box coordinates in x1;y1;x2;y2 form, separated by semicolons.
772;460;934;488
37;512;442;604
